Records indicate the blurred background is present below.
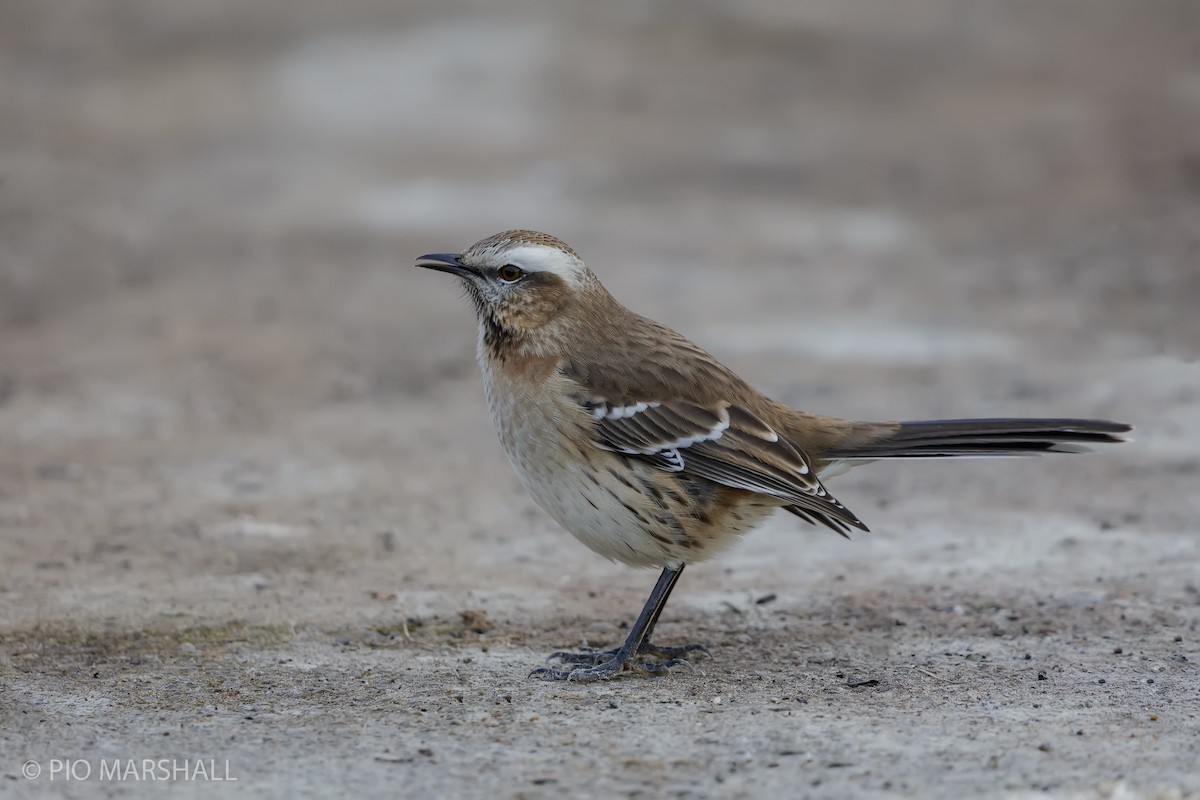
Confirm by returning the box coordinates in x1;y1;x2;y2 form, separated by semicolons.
2;1;1199;793
4;0;1200;647
4;0;1200;624
3;0;1198;347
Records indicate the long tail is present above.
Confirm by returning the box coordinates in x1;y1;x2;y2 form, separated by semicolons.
824;418;1131;460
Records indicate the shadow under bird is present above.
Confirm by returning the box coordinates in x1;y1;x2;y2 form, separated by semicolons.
415;229;1130;681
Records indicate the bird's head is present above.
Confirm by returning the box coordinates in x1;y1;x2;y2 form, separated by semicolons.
416;230;603;342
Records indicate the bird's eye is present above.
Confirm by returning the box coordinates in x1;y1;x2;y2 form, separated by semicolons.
497;264;525;283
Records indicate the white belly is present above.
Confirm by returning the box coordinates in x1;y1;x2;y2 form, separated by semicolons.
482;365;676;567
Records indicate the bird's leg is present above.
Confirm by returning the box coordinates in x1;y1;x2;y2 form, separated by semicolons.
531;565;708;681
546;574;710;665
543;568;679;666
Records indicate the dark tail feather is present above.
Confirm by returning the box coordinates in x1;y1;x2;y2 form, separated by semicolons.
783;504;868;538
825;418;1131;460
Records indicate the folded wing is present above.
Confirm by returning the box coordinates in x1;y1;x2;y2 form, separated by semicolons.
584;398;868;536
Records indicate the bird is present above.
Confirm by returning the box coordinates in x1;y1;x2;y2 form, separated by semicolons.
415;229;1131;682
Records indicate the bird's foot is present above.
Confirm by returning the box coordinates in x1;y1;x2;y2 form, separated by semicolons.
546;641;709;666
530;640;709;680
529;654;692;682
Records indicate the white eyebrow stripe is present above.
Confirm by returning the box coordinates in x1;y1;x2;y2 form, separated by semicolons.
501;245;587;286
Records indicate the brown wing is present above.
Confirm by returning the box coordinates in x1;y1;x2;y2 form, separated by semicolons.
582;397;868;535
560;316;868;536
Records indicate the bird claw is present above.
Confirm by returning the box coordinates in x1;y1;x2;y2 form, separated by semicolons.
529;663;618;682
545;647;620;666
546;641;709;666
529;656;693;682
533;641;708;680
639;642;710;661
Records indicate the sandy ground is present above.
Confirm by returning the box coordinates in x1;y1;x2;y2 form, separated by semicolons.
2;1;1199;797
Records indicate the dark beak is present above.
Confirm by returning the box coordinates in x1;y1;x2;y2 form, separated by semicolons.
415;253;480;279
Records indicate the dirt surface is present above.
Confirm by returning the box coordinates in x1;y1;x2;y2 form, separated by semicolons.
2;1;1199;797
